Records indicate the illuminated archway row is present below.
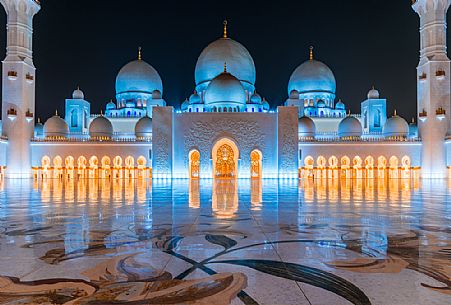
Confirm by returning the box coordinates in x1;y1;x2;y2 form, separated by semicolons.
188;146;263;179
302;155;416;179
36;155;150;179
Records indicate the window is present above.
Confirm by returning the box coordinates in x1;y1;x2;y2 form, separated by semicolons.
70;109;78;128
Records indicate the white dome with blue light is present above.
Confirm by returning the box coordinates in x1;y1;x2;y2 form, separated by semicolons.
89;116;113;139
135;116;152;138
288;48;336;96
44;114;69;138
299;116;316;138
116;50;163;99
204;69;246;108
195;22;256;93
383;112;409;138
338;116;362;138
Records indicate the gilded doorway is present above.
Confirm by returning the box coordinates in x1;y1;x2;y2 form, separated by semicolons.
215;144;235;179
212;138;239;179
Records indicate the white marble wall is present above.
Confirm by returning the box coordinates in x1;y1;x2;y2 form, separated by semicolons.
278;107;299;178
152;107;173;178
172;111;279;178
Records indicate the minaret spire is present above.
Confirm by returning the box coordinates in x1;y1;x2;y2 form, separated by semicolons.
223;20;228;38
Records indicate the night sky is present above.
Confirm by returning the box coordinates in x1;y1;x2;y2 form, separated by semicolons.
0;0;445;122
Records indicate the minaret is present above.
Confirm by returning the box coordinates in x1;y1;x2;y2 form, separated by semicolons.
412;0;451;179
0;0;40;178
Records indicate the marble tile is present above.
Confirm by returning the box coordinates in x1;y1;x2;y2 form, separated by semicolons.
0;178;449;305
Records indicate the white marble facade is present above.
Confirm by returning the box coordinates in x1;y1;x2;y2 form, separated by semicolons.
0;0;450;180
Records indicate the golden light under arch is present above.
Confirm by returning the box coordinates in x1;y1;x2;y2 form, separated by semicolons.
212;138;239;179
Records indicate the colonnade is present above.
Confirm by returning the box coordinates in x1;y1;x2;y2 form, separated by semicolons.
301;155;419;179
34;155;151;180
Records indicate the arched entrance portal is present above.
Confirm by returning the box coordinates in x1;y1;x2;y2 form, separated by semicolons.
212;138;239;179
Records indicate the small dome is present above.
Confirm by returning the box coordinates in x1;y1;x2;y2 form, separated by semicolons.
262;98;270;111
44;115;69;138
288;58;336;96
35;121;44;137
189;90;202;104
116;59;163;96
250;91;262;104
89;116;113;139
72;87;84;100
299;116;316;138
135;116;152;138
289;90;300;100
195;37;256;91
317;100;326;108
338;116;362;138
152;89;162;100
383;114;409;138
106;101;116;110
204;71;246;106
367;87;380;99
181;99;189;111
335;100;345;110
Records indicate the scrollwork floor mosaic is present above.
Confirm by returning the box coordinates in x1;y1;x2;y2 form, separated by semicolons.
0;178;449;305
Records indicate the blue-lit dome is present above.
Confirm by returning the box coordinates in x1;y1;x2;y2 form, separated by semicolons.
89;116;113;139
195;37;256;92
116;59;163;97
181;99;189;111
299;116;316;138
335;100;345;110
35;120;44;137
189;90;202;104
250;91;262;104
288;59;336;95
106;101;116;110
204;71;246;107
135;116;152;138
338;116;362;138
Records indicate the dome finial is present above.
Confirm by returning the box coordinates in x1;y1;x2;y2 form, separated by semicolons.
224;62;228;73
394;109;397;116
412;117;415;123
38;117;41;124
100;109;103;116
138;47;142;61
223;20;228;38
309;46;314;61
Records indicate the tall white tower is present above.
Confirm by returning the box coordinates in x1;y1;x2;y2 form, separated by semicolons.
0;0;40;178
412;0;451;179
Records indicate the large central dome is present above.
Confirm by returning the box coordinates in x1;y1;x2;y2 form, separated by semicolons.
195;25;256;93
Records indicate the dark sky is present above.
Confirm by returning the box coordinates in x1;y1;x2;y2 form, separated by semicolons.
0;0;444;122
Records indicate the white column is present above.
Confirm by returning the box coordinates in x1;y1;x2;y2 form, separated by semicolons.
412;0;451;178
1;0;40;178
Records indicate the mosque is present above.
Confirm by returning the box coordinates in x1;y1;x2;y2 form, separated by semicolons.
0;0;450;180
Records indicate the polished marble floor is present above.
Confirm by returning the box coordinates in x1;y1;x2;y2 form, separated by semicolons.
0;178;449;305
